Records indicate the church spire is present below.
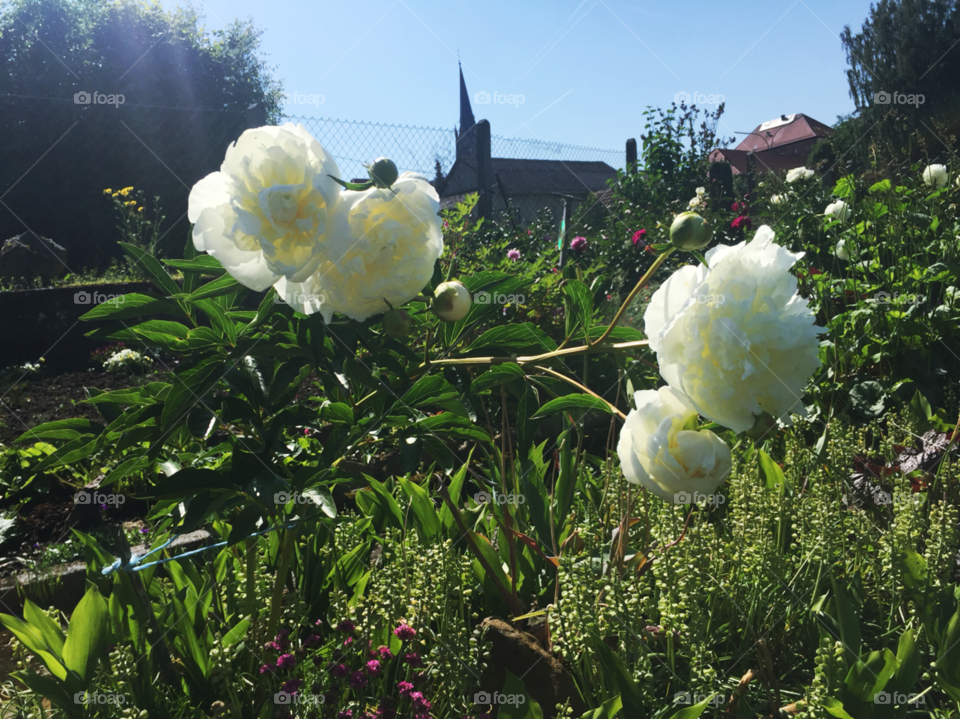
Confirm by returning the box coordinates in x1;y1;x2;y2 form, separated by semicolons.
456;62;477;160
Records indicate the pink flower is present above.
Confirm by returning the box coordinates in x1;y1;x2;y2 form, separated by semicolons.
343;637;354;647
393;624;417;640
337;712;353;719
570;236;587;251
443;220;449;229
349;670;369;689
281;678;303;694
397;681;414;696
336;620;356;633
376;646;394;660
631;229;647;246
303;634;321;648
403;652;422;667
731;202;742;212
366;659;383;675
330;663;349;678
264;641;281;652
730;216;752;231
276;653;296;671
527;230;532;236
507;248;521;261
258;663;274;675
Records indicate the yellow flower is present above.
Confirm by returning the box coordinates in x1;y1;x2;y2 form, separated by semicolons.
103;188;112;195
137;206;144;213
118;187;134;197
124;200;137;207
112;192;119;198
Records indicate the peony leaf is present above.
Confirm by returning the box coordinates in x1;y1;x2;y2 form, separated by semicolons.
532;394;614;419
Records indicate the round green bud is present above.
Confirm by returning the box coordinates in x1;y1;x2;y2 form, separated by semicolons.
670;211;713;251
744;411;777;441
432;280;471;321
368;157;399;189
383;308;412;338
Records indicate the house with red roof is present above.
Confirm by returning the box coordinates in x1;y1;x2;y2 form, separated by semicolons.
709;113;834;175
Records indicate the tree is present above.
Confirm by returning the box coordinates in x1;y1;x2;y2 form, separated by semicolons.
0;0;284;268
841;0;960;162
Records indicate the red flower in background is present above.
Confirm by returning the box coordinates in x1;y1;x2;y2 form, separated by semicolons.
730;216;752;231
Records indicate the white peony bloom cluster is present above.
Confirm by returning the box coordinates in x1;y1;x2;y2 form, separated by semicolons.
786;167;814;183
619;225;823;502
617;386;732;502
188;124;443;323
104;348;153;374
835;238;851;261
923;164;948;188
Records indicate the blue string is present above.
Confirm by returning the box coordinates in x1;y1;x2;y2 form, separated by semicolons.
101;522;299;576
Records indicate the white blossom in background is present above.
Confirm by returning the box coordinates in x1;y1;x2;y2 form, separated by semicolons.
836;239;851;261
825;200;851;222
786;167;814;183
643;226;823;434
923;164;948;188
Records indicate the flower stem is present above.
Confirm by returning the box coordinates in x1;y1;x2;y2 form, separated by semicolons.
590;248;675;347
531;364;626;420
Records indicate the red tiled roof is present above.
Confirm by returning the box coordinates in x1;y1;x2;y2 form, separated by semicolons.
709;149;810;176
733;113;833;152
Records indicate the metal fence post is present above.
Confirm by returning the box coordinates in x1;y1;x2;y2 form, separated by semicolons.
476;119;492;219
626;138;637;174
246;102;267;129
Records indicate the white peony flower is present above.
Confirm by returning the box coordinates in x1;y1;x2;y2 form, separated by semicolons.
188;123;343;291
688;195;702;209
770;194;784;204
695;186;706;196
643;226;823;434
824;199;851;222
786;167;814;183
306;171;443;322
433;280;472;321
923;163;948;188
835;238;850;261
617;386;732;503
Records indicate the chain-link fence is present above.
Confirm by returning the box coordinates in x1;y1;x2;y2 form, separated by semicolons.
283;114;458;184
0;94;247;270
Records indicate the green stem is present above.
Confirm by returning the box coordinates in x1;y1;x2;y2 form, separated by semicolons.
590;248;675;346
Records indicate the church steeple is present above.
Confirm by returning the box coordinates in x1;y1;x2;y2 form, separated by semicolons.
456;62;477;161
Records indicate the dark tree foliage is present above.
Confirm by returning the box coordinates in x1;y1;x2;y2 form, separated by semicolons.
840;0;960;164
0;0;283;268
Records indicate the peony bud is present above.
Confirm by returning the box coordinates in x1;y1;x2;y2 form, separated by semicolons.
432;280;471;321
670;212;713;251
383;308;412;338
744;411;777;441
368;157;399;189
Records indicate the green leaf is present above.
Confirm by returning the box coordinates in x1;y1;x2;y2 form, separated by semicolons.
499;669;544;719
844;649;896;702
24;601;65;656
221;618;250;648
161;360;226;432
300;487;337;518
563;279;594;334
668;694;716;718
364;476;406;531
78;293;185;321
531;394;613;419
119;242;181;297
833;175;855;199
12;672;80;717
588;631;645;716
139;468;238;499
15;418;103;443
471;364;526;394
397;478;441;540
181;273;242;301
61;586;108;684
823;697;857;719
468;323;558;353
869;179;891;193
578;695;623;719
831;576;862;667
758;449;786;490
320;401;354;424
162;256;226;275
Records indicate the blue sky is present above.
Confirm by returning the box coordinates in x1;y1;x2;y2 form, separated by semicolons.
194;0;875;159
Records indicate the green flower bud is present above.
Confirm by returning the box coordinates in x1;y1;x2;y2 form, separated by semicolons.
368;157;399;189
432;280;471;321
744;411;777;441
383;308;412;338
670;211;713;251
